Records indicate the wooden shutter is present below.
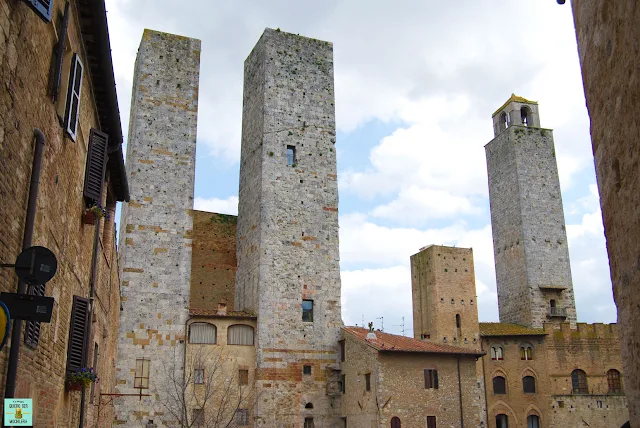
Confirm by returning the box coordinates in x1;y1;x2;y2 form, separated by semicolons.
433;370;439;389
427;416;437;428
24;283;46;348
66;296;90;372
83;129;109;202
24;0;54;22
51;2;70;100
64;53;83;141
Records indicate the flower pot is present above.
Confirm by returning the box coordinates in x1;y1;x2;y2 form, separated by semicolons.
83;211;97;225
66;380;84;392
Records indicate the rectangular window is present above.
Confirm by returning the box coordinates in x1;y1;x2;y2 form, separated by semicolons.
597;400;603;408
64;53;83;141
303;365;312;375
192;408;204;428
194;368;204;384
558;400;565;408
365;373;371;391
424;369;439;389
235;409;249;426
427;416;437;428
239;369;249;386
341;374;346;393
287;145;296;166
302;300;313;322
134;359;150;389
339;340;345;362
66;296;90;371
304;417;314;428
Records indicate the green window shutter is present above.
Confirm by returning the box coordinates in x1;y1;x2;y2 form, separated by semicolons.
83;129;109;203
66;296;90;372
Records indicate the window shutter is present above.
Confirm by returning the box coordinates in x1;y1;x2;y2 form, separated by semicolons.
433;370;439;389
24;284;46;348
66;296;90;372
51;1;70;100
424;369;432;388
24;0;54;23
83;129;109;202
64;53;83;141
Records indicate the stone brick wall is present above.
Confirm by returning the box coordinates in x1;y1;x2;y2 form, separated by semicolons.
190;211;237;311
549;394;627;428
481;334;551;428
0;1;122;426
486;115;576;328
236;29;343;427
115;29;200;426
571;1;640;425
411;245;480;348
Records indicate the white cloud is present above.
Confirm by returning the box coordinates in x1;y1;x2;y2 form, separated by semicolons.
194;196;239;215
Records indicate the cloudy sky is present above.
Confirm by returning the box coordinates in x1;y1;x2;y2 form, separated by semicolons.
105;0;617;336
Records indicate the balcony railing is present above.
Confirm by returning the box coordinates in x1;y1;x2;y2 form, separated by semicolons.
548;307;567;318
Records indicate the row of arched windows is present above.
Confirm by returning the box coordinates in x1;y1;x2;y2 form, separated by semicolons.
188;322;254;346
490;345;533;361
495;414;539;428
572;368;622;394
492;375;536;394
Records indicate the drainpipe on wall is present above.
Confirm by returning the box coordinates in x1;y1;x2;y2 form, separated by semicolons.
78;215;102;428
457;356;464;428
4;128;46;402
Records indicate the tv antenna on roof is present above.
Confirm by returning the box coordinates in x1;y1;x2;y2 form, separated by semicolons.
394;317;406;336
376;316;384;332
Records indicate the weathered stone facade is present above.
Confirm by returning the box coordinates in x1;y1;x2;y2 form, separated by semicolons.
571;2;640;425
115;29;200;426
341;327;486;428
236;29;343;427
0;1;127;426
485;96;576;328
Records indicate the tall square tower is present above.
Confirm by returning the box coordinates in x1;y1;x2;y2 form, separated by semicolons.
115;30;200;426
411;245;480;347
485;95;577;328
236;29;343;426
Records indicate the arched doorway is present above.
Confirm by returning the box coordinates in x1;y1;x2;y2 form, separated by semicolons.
390;416;401;428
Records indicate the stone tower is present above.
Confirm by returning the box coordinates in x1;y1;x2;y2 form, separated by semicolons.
485;95;576;328
411;245;480;347
236;29;343;426
115;30;200;426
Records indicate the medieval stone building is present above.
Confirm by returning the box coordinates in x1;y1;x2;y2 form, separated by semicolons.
113;26;628;428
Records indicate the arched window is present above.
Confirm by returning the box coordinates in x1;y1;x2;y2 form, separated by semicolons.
521;106;532;126
305;402;313;409
390;417;401;428
496;414;509;428
189;323;216;344
527;415;540;428
571;369;588;394
520;345;533;360
491;346;503;361
523;376;536;393
456;314;461;328
500;111;509;131
607;369;622;394
493;376;506;394
228;325;254;346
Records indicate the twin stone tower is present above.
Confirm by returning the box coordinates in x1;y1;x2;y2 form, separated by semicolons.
116;29;343;427
115;28;577;427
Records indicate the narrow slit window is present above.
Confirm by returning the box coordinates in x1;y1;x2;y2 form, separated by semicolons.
302;300;314;322
287;145;296;166
194;368;204;384
365;373;371;391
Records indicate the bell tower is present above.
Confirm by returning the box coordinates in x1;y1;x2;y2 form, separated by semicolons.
485;94;577;328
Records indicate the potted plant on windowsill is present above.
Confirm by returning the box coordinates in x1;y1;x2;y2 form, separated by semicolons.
82;204;109;225
66;368;98;392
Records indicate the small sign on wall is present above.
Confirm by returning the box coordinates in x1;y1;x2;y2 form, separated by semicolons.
4;398;32;426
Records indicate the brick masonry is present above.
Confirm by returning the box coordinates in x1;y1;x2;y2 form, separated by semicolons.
0;1;123;426
571;1;640;425
190;211;237;311
236;28;343;427
114;29;200;426
485;99;576;328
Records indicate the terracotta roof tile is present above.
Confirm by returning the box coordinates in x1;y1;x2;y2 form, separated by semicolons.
189;308;256;318
343;327;484;356
479;322;547;337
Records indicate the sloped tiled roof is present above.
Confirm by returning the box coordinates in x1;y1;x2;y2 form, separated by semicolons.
189;308;256;318
479;322;547;337
343;327;484;356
